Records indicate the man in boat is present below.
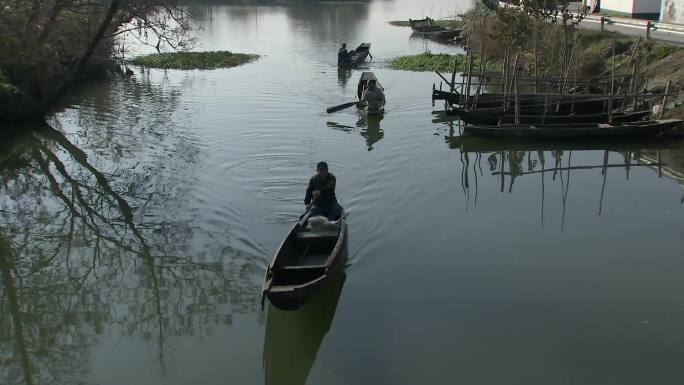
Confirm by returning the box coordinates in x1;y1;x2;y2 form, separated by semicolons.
338;43;349;65
305;161;343;220
361;79;385;112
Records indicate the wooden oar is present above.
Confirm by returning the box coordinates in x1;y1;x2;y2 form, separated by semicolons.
326;101;358;113
298;204;312;227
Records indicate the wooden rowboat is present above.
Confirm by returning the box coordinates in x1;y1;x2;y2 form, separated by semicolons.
451;109;650;125
409;18;462;40
463;119;682;139
262;212;348;310
339;43;371;67
356;72;385;115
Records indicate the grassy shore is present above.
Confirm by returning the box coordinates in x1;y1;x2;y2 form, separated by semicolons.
130;51;259;70
389;52;500;73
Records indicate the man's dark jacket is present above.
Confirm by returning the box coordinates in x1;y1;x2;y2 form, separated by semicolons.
305;173;337;205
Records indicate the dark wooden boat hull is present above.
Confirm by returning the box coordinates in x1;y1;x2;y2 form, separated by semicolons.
452;109;650;125
263;217;348;311
433;89;461;104
437;90;625;114
446;135;678;153
339;43;371;67
463;119;682;139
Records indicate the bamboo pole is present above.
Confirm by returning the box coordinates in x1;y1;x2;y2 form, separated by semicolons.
617;37;641;95
459;40;469;106
659;79;671;120
632;58;640;110
504;53;519;113
571;54;578;113
561;33;579;94
501;48;509;94
514;68;520;125
434;70;451;86
474;54;486;109
543;82;549;124
450;56;459;93
608;44;616;123
534;25;539;94
465;46;474;109
474;15;488;109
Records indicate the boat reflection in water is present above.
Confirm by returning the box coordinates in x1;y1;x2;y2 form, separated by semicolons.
326;112;384;151
262;271;346;385
337;67;352;88
357;112;384;151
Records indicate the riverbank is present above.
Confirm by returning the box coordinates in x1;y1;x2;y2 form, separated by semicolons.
130;51;259;70
397;5;683;118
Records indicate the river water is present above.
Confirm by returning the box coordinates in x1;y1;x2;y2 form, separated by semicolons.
2;1;684;384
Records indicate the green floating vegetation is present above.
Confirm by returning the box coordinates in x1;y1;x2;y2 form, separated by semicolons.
389;52;501;73
130;51;259;70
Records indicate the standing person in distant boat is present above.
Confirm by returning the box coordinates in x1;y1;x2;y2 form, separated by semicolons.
361;79;385;112
338;43;349;64
305;162;343;220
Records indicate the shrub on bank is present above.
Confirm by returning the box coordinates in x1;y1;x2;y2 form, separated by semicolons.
130;51;259;70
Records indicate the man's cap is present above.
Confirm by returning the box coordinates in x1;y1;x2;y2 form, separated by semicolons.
317;161;328;171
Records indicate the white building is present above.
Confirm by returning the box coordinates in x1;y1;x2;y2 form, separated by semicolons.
660;0;684;23
599;0;662;19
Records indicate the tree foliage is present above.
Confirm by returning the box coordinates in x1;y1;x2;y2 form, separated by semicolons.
0;0;195;121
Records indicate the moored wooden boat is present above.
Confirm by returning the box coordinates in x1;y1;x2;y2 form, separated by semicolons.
452;109;650;125
463;119;682;139
262;212;348;310
356;71;385;115
409;18;462;40
437;90;627;114
339;43;371;67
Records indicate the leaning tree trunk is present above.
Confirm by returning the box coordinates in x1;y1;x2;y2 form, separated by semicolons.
38;0;121;115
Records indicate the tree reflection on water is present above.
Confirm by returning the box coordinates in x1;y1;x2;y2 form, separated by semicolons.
0;120;264;384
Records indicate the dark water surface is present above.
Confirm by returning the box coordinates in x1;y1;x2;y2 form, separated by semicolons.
2;1;684;384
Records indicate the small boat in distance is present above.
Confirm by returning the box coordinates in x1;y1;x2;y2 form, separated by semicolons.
338;43;371;67
262;211;348;310
356;72;385;115
409;17;462;40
